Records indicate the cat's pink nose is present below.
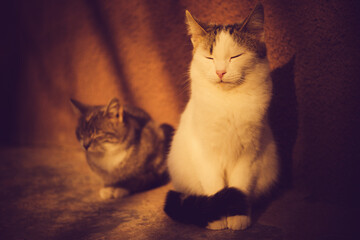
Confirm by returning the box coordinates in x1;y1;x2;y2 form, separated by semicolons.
216;70;226;79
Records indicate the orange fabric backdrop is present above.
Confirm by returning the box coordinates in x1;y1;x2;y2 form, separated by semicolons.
1;0;359;203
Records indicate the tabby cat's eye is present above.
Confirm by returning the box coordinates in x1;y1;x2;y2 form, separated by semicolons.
230;53;243;60
205;56;213;60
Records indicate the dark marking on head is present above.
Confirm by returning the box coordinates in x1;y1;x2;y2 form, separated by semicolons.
201;24;224;54
232;31;267;59
225;23;242;35
190;3;266;59
229;27;234;35
196;21;266;59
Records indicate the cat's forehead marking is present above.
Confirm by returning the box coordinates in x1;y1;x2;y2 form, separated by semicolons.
204;25;223;54
203;24;240;54
202;23;266;58
232;32;266;58
83;111;103;130
85;112;98;122
85;114;93;122
212;32;238;59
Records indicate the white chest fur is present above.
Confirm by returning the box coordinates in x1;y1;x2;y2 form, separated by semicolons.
87;144;133;172
168;66;277;196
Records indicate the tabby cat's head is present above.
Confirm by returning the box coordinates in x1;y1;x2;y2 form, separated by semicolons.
186;3;268;88
71;98;126;152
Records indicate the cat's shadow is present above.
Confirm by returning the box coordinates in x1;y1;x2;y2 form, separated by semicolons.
270;55;298;189
253;55;298;222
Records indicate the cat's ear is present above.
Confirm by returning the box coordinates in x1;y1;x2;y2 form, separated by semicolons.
70;98;89;116
106;98;124;122
241;3;264;41
185;10;207;47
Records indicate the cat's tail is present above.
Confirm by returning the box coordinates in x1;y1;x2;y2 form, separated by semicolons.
164;187;248;228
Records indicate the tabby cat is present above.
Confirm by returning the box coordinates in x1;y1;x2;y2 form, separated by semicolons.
164;4;279;230
71;98;173;199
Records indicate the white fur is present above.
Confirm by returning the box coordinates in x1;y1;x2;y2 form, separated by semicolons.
167;32;279;229
99;186;129;200
87;143;134;172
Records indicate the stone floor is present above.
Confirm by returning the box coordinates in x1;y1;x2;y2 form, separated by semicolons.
0;147;358;240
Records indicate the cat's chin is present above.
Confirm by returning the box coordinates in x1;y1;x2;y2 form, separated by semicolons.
87;144;115;153
85;149;105;156
217;80;232;84
214;80;241;90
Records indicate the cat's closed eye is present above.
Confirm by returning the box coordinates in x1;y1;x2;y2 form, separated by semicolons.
205;53;243;61
230;53;243;60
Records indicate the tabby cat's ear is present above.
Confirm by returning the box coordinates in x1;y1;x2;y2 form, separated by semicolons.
106;98;123;122
185;10;207;48
70;98;89;116
241;3;265;41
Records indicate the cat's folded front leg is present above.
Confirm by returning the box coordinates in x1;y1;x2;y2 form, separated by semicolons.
199;167;228;230
226;159;253;230
227;208;251;230
207;217;228;230
99;186;129;200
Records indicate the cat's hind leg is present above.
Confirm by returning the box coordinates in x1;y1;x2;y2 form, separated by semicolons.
99;187;129;200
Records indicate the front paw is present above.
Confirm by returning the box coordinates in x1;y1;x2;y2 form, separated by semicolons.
99;187;129;200
206;217;227;230
227;215;251;230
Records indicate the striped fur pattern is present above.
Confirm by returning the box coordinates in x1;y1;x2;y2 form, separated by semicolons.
165;3;279;230
71;98;173;199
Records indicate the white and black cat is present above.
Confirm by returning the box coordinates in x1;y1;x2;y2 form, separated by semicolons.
71;98;173;199
164;3;279;230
